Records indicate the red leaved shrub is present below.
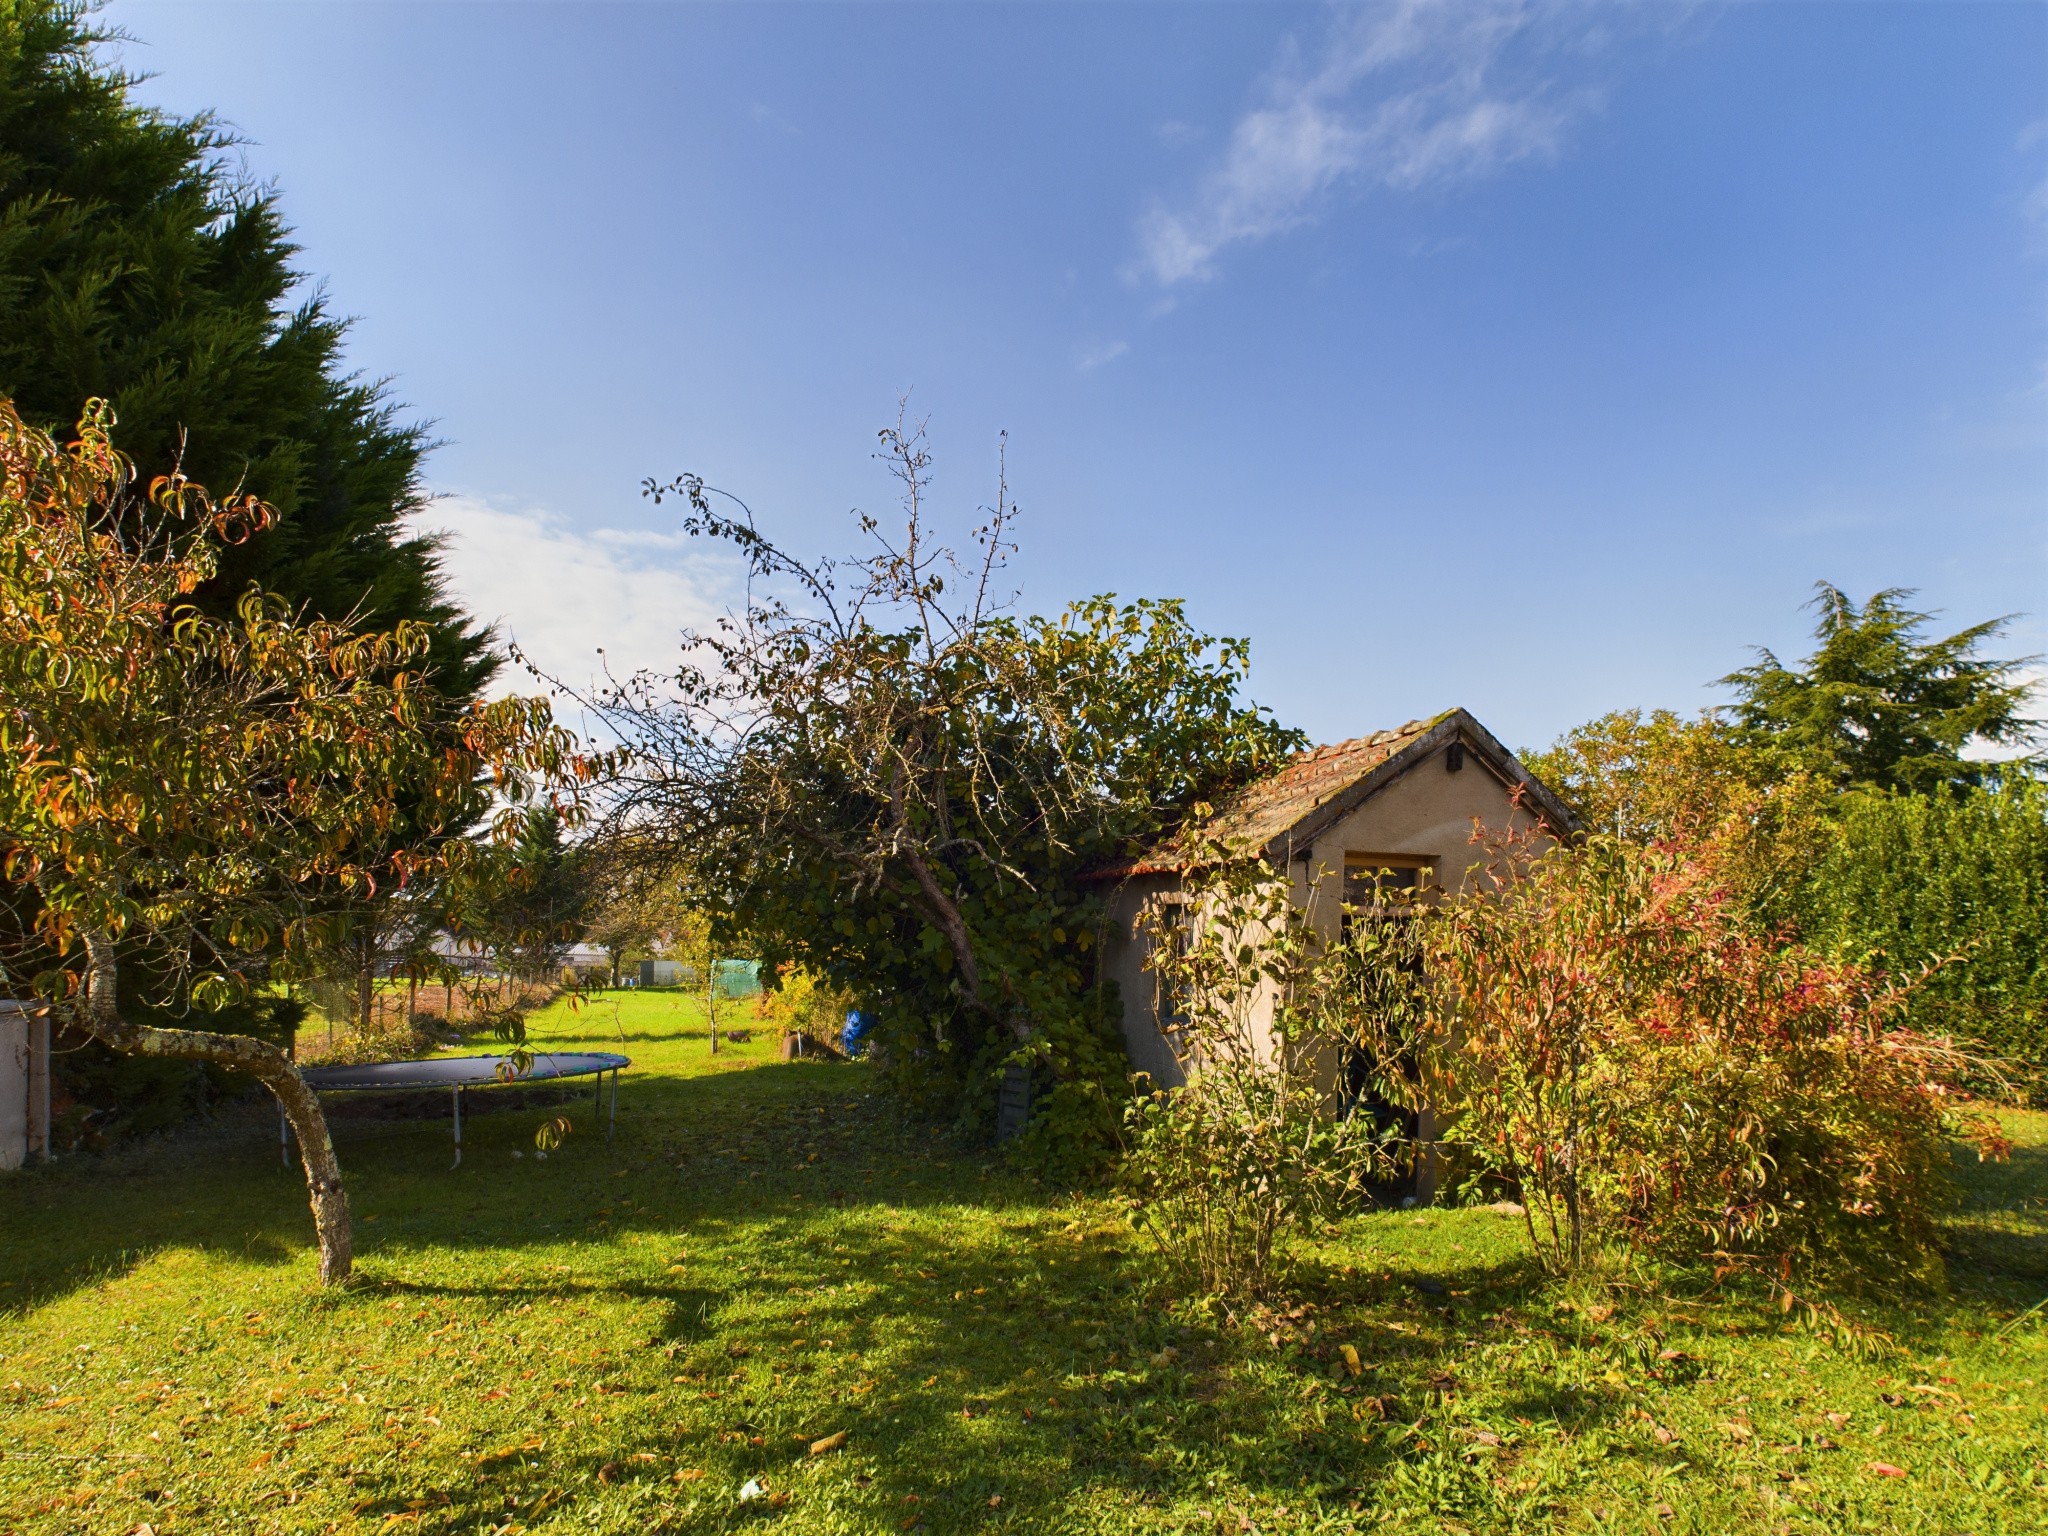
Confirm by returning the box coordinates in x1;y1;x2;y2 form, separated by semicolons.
1358;825;2006;1282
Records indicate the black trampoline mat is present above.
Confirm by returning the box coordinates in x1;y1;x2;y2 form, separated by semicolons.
299;1051;629;1093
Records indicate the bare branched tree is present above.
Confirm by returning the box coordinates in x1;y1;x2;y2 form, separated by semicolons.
539;412;1299;1138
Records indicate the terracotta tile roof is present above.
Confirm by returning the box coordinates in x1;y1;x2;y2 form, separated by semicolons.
1207;715;1441;845
1088;713;1452;880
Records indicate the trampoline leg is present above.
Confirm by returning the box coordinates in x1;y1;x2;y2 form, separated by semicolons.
608;1069;618;1142
280;1101;292;1169
452;1086;463;1170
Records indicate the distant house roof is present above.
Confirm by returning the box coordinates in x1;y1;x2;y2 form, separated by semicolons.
1085;707;1576;880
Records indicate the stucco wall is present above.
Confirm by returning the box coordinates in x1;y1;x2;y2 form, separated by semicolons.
1291;744;1553;938
1099;874;1184;1087
0;1011;24;1172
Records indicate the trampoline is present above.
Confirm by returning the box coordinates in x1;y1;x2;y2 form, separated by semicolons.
292;1052;630;1167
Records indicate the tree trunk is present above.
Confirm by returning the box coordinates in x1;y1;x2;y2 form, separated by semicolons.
706;955;720;1054
80;929;354;1285
1564;1017;1583;1272
356;928;374;1039
896;843;981;999
897;843;1032;1044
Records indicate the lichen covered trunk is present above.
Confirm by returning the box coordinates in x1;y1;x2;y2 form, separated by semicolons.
80;929;354;1284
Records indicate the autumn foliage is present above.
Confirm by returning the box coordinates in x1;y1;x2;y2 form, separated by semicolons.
1358;824;2008;1284
0;398;582;1282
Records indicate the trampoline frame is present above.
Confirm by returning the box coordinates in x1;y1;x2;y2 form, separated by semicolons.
287;1052;629;1168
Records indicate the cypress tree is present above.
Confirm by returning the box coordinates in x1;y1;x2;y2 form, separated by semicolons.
0;0;492;696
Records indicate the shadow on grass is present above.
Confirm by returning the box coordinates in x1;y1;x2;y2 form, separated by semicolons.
323;1215;1526;1531
0;1063;928;1314
8;1073;2044;1533
1939;1132;2048;1323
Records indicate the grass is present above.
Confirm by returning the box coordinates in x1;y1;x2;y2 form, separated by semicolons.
2;990;2043;1534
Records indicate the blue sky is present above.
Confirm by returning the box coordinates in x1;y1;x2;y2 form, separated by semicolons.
105;0;2047;751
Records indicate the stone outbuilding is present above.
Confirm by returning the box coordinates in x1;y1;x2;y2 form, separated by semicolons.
1087;707;1577;1092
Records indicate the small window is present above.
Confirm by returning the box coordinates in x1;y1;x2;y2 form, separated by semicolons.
1149;897;1195;1027
1342;855;1434;929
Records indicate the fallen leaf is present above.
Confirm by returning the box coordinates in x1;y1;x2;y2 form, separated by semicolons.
674;1468;706;1483
1652;1425;1677;1445
474;1438;544;1470
809;1430;848;1456
1718;1421;1753;1442
988;1495;1003;1508
1866;1461;1908;1478
1339;1344;1362;1378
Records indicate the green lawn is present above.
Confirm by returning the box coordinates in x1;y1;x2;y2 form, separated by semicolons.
2;992;2043;1535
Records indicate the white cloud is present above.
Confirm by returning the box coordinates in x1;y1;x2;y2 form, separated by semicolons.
1962;665;2047;762
408;495;734;699
1077;339;1130;371
1131;0;1637;288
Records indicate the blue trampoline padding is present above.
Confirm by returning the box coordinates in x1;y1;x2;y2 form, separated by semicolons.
299;1052;629;1093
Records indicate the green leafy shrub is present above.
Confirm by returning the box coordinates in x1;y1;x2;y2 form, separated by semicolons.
750;966;855;1048
1120;859;1384;1299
